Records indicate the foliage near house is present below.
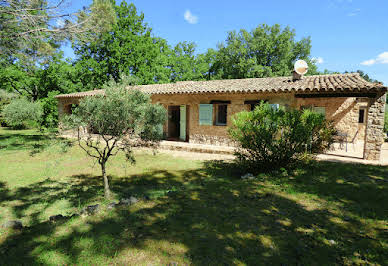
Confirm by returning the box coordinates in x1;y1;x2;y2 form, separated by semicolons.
2;98;42;129
213;24;319;79
229;103;335;172
64;86;166;198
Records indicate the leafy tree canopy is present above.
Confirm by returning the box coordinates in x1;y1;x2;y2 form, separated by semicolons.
212;24;319;79
0;0;116;59
73;1;171;88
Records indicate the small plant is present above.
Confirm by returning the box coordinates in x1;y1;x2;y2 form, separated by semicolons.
228;103;335;173
2;98;42;129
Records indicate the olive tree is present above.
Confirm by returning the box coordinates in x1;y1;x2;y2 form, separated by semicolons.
65;87;166;199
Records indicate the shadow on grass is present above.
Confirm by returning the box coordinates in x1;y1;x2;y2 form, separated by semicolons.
0;161;387;265
0;129;73;155
0;181;11;204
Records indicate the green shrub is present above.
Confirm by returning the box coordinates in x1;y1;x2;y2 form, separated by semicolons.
2;98;43;129
0;90;19;126
39;91;60;128
228;103;335;172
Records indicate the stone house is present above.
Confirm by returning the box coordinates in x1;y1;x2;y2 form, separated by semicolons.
56;73;387;160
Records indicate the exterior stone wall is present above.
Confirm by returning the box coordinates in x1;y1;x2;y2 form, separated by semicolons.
296;97;368;142
151;92;296;146
363;92;386;160
152;93;374;146
57;97;80;129
57;90;387;160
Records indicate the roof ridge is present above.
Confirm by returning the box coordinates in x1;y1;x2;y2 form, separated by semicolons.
55;72;387;98
142;73;363;86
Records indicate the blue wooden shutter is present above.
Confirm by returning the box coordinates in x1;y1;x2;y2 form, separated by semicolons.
199;104;213;125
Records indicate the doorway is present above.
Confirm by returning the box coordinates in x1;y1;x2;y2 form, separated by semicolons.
168;106;180;140
167;105;188;141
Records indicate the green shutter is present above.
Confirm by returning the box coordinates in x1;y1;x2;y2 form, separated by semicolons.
199;104;213;125
179;105;186;141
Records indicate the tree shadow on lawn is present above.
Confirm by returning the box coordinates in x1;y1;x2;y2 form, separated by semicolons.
0;161;387;265
266;161;388;221
0;181;11;202
0;130;72;155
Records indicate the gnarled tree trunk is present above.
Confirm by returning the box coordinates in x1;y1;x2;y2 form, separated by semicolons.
101;162;111;199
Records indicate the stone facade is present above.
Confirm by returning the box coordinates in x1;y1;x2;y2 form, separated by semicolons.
58;90;387;161
151;92;378;147
151;92;294;146
296;97;368;142
58;97;80;117
363;92;386;160
57;97;80;129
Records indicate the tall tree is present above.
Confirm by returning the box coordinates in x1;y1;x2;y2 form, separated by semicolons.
0;0;116;99
73;1;172;89
0;53;82;100
195;48;219;80
212;24;318;79
170;42;198;81
0;0;116;58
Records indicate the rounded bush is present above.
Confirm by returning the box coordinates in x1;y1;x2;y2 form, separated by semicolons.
228;103;336;172
2;98;42;129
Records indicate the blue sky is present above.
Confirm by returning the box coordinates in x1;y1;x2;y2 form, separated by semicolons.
62;0;388;84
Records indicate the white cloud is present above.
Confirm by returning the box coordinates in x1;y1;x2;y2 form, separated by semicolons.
348;8;361;16
312;57;324;64
361;52;388;66
360;59;376;66
184;10;198;24
56;18;65;27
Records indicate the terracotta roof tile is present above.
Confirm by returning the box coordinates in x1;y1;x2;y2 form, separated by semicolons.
55;73;387;98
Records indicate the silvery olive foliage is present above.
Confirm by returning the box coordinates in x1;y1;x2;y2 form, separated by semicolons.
64;86;166;198
2;97;42;128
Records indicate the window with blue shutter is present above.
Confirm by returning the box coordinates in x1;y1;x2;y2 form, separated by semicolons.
199;104;213;125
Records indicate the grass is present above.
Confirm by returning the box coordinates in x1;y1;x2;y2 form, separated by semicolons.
0;127;387;265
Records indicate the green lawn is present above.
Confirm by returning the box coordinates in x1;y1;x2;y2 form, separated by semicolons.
0;128;387;265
